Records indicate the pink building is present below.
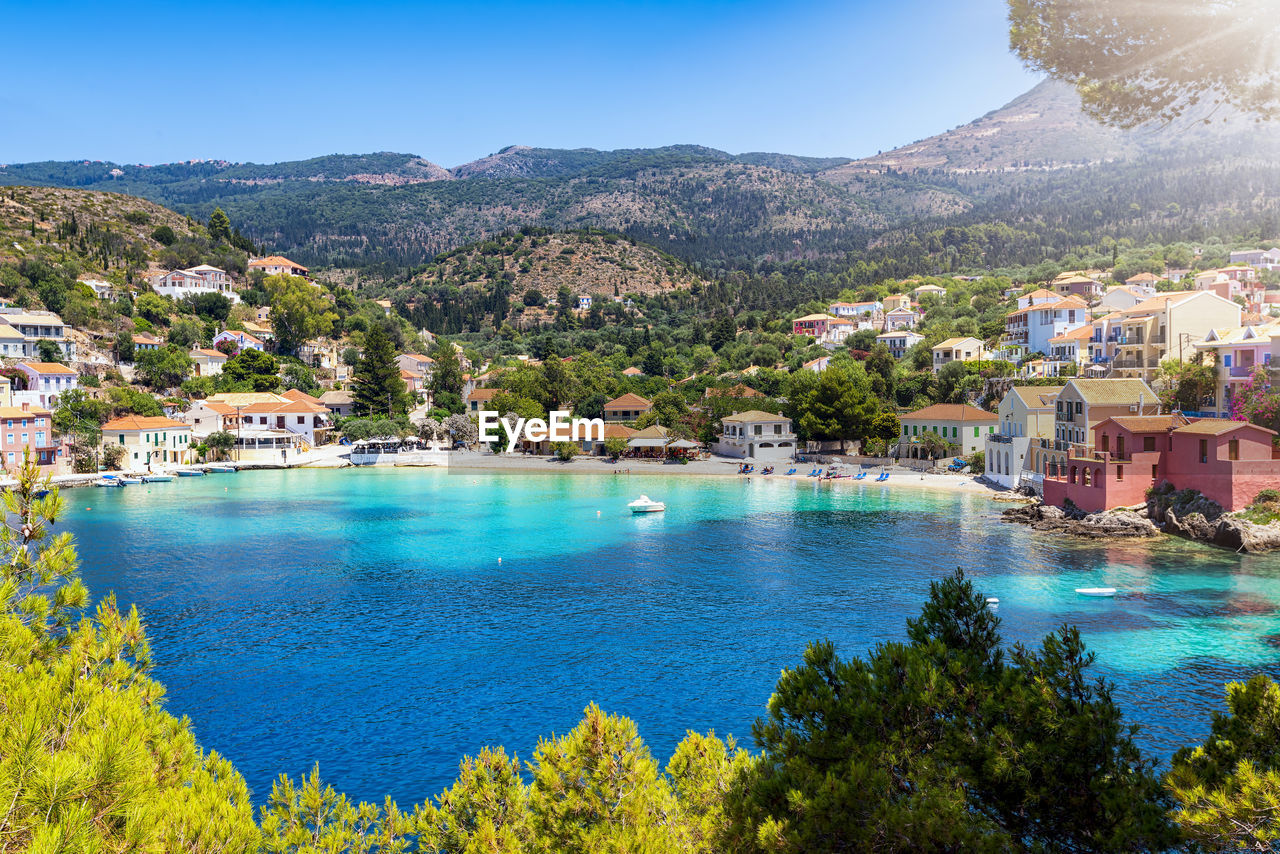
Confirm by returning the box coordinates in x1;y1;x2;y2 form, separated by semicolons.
792;314;836;338
0;403;61;473
1043;415;1280;512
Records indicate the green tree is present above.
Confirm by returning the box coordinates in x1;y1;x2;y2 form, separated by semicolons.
207;207;232;243
0;453;261;851
151;224;176;245
936;359;969;404
135;291;170;325
429;340;464;398
223;349;281;393
259;764;412;853
189;292;233;322
1010;0;1280;128
603;436;629;459
206;430;236;461
1169;675;1280;850
528;703;684;854
107;386;163;417
168;316;204;348
353;324;408;417
263;274;336;354
35;338;63;363
134;344;194;390
794;364;877;453
417;747;532;854
282;361;321;395
736;569;1177;852
1158;356;1217;412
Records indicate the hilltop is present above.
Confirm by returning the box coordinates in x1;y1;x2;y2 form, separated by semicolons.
409;229;709;300
0;185;194;274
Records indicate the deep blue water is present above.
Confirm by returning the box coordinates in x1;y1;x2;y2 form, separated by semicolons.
65;468;1280;808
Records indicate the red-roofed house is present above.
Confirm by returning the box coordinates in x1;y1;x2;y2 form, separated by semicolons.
213;329;265;353
603;393;653;422
0;403;60;472
102;415;194;468
249;256;310;278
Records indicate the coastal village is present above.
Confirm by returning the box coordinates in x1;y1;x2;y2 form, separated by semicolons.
2;219;1279;539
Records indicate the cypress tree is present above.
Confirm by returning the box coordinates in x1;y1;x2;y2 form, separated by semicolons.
353;324;407;417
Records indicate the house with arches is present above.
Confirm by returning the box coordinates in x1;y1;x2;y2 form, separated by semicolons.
984;385;1063;490
1042;415;1280;512
715;410;797;461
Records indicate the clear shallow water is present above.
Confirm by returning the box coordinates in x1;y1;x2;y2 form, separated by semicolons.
65;469;1280;806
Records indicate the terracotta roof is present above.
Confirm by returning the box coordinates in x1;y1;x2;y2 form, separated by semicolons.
1064;378;1159;405
793;313;838;322
467;388;501;402
722;410;788;423
601;423;638;439
902;403;997;422
320;390;353;405
604;393;652;409
217;329;264;345
1120;292;1199;314
622;367;643;376
102;415;188;432
199;402;239;416
192;348;228;359
240;399;327;414
399;369;423;379
249;255;308;271
1174;418;1277;437
706;383;763;398
1049;325;1094;342
132;334;161;345
282;388;323;405
1102;414;1189;432
19;362;76;375
401;353;435;363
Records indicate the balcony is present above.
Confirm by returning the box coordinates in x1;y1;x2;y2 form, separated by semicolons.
1229;365;1257;378
989;434;1014;445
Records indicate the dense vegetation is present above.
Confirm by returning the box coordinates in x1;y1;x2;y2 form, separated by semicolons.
5;451;1280;852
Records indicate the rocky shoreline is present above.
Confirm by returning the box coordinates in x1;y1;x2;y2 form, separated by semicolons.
1002;497;1280;554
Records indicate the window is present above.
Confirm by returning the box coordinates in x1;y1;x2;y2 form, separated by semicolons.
1199;438;1208;464
119;435;125;444
1143;436;1156;452
974;426;979;438
1229;438;1239;461
1075;402;1083;414
1152;464;1159;479
21;433;27;444
1116;465;1124;481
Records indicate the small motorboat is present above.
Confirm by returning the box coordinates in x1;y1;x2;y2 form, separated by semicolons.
176;469;206;477
628;495;666;513
986;597;999;608
204;465;237;473
118;476;143;485
143;474;173;483
93;477;123;488
1076;587;1117;597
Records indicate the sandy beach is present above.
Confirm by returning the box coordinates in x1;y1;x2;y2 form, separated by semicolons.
442;451;1002;498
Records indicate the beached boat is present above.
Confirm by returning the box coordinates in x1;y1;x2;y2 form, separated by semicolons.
628;495;666;513
143;474;173;483
1076;587;1117;597
176;469;206;477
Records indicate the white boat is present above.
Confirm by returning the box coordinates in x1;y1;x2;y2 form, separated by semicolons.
628;495;666;513
93;478;122;488
986;597;999;607
143;474;173;483
118;477;143;485
204;465;237;473
1076;587;1117;597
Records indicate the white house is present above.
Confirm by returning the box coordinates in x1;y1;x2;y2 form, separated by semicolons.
183;400;242;438
876;330;924;359
828;301;882;322
150;265;240;303
932;337;985;372
79;279;114;299
1003;295;1088;358
15;362;77;409
190;348;229;376
0;310;75;359
578;295;592;311
715;410;797;461
101;415;194;469
802;355;831;373
212;329;265;353
884;307;919;330
204;392;331;449
984;385;1063;490
248;256;310;278
396;353;436;378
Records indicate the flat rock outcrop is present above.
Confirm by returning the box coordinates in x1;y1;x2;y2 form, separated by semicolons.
1001;502;1160;539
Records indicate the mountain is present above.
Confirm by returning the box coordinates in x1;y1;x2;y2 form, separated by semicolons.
0;146;882;269
5;80;1280;276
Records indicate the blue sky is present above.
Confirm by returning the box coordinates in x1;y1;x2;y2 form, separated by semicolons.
0;0;1038;167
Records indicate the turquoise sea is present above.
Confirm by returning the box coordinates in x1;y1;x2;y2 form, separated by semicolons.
64;468;1280;807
